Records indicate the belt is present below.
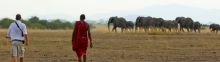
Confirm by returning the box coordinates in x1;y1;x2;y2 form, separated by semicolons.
12;39;24;44
12;39;23;41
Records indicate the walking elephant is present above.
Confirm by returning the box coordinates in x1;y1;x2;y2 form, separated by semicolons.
192;22;201;32
108;16;127;32
135;16;154;32
126;21;134;32
210;24;220;33
175;17;194;32
161;20;178;32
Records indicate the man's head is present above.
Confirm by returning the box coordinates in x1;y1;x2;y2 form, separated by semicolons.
80;14;85;21
16;14;22;20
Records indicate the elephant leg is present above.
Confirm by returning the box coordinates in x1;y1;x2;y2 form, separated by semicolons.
161;28;164;32
194;29;196;32
190;28;193;32
111;28;114;32
187;28;189;32
190;28;192;32
211;29;214;32
180;28;182;32
112;27;115;32
112;26;115;32
180;27;183;32
176;28;178;32
131;28;133;32
135;27;138;32
144;27;147;32
169;28;172;32
115;28;117;32
161;28;165;32
180;28;184;32
121;28;124;32
144;28;146;32
112;26;117;32
170;28;173;32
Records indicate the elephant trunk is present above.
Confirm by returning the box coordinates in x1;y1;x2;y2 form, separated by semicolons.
108;22;110;32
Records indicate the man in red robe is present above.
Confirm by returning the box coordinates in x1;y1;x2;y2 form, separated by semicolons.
72;14;93;62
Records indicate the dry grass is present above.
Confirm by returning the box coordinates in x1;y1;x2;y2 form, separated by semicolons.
0;24;220;62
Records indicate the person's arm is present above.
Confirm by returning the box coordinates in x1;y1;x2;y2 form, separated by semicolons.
6;23;13;39
88;24;93;48
23;24;29;46
24;34;29;46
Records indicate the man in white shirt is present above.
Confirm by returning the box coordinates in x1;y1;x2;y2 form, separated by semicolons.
7;14;29;62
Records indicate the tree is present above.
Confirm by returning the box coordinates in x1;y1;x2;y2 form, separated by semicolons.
0;18;14;28
0;16;73;29
29;16;40;23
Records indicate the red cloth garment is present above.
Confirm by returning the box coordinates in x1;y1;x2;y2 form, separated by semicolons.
72;20;89;58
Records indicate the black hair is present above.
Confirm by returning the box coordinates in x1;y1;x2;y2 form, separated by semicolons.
16;14;21;20
80;14;85;20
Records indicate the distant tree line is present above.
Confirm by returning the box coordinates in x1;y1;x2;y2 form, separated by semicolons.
0;16;74;29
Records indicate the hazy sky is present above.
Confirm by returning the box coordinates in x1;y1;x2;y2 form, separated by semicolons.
0;0;220;23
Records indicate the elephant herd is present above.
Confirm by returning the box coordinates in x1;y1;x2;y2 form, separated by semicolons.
108;16;220;33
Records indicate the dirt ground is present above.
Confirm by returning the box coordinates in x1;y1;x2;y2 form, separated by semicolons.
1;24;220;62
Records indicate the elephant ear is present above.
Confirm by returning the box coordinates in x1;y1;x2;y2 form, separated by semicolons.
136;17;141;22
109;17;115;22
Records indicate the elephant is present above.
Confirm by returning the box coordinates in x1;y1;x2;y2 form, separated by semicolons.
210;24;220;33
175;17;194;32
152;17;165;31
108;16;127;32
161;20;178;32
135;16;155;32
185;17;194;32
192;22;201;32
135;16;143;32
125;21;134;32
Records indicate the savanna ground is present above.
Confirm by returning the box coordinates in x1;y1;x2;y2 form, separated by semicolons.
1;24;220;62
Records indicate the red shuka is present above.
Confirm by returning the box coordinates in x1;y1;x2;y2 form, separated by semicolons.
72;20;89;58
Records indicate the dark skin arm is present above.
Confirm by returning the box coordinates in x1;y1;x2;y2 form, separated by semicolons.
88;25;93;48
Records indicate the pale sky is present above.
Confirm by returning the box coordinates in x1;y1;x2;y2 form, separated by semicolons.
0;0;220;23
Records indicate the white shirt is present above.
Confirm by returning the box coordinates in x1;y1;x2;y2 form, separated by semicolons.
7;20;28;41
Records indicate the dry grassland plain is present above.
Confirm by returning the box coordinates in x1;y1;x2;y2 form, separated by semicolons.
0;24;220;62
